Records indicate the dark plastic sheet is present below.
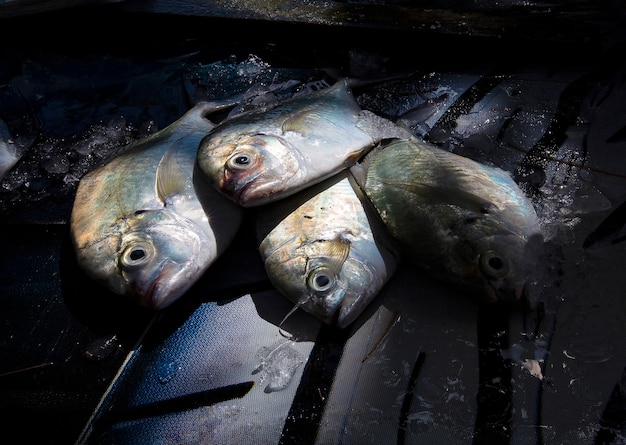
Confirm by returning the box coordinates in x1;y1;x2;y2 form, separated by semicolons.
1;6;625;445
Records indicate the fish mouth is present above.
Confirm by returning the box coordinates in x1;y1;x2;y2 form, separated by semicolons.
336;261;382;328
304;288;364;329
136;262;191;310
221;171;258;207
336;306;355;329
231;180;253;206
231;177;284;207
336;291;366;329
298;287;346;327
140;278;162;309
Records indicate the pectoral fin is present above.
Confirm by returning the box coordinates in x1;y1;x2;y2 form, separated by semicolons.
312;238;351;274
392;181;495;215
156;140;188;205
282;110;319;136
368;139;496;215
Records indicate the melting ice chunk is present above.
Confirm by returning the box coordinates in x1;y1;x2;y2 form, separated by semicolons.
253;340;304;393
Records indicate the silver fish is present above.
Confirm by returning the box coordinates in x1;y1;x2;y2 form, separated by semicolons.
351;138;544;303
256;171;400;328
196;79;410;207
70;102;243;309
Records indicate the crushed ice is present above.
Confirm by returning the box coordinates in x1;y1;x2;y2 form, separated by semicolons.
253;340;304;393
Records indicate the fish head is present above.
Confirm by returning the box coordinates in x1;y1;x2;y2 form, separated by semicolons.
452;222;544;305
197;132;305;207
262;235;387;328
75;209;213;309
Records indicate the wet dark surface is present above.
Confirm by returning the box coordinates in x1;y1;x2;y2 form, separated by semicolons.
1;4;626;444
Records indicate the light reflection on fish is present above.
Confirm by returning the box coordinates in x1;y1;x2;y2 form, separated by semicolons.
0;89;38;181
351;138;544;304
70;102;243;309
196;79;410;207
256;172;400;328
0;118;20;180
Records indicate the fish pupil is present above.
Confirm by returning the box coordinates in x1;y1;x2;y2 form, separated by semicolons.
235;155;250;165
130;249;145;261
488;256;504;270
315;275;330;288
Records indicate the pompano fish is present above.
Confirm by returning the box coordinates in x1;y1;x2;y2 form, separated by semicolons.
256;171;400;328
70;102;243;309
351;138;544;304
196;79;410;207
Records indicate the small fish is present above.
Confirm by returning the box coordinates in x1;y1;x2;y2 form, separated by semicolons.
351;138;544;304
256;172;400;328
70;102;243;309
196;79;410;207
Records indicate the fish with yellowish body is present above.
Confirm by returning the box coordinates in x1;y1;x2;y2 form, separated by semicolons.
351;138;544;304
70;102;243;309
256;171;400;328
196;80;411;207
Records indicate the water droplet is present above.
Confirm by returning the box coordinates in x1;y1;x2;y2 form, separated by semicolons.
157;360;180;384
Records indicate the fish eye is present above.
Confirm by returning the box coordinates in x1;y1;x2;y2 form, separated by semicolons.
120;241;154;270
307;267;337;294
226;149;257;171
479;251;509;279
